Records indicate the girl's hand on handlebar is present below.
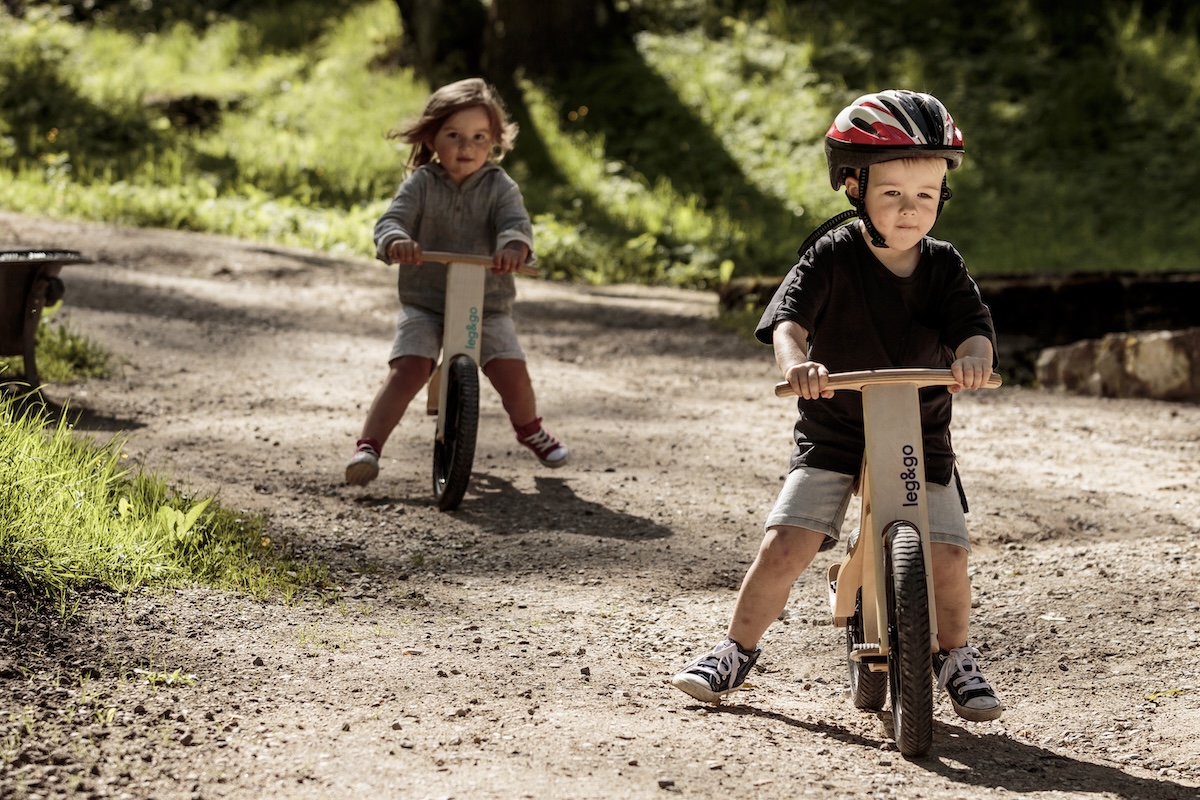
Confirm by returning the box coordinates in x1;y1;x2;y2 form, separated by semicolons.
492;243;529;275
388;239;424;265
949;356;993;393
784;361;833;399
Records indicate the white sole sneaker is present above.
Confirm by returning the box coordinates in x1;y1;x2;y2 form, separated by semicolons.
345;450;379;486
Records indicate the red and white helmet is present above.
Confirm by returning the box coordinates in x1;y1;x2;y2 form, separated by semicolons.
825;90;964;189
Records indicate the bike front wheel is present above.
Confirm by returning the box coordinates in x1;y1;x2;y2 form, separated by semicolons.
885;521;934;758
432;355;479;511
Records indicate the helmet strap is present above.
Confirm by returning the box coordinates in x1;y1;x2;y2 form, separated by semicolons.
937;176;953;217
796;209;857;260
850;167;888;248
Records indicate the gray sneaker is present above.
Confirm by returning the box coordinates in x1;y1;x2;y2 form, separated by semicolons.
933;646;1003;721
671;637;760;704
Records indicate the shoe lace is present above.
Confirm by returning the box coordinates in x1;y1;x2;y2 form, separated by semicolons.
686;638;743;680
522;427;558;452
936;646;995;694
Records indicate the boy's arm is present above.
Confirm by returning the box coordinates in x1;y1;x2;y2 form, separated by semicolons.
949;334;994;393
773;320;833;399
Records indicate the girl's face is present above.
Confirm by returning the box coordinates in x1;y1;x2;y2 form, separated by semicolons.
848;157;947;253
430;106;495;186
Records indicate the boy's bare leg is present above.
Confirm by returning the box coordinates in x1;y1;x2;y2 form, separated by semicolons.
728;525;827;650
483;358;537;427
672;524;826;702
930;540;1002;719
931;542;970;651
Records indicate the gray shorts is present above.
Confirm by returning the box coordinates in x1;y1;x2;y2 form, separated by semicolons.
388;304;525;366
765;466;970;553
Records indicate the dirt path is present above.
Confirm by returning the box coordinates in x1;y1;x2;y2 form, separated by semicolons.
2;210;1199;800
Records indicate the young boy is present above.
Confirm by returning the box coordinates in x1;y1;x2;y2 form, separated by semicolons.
672;90;1003;722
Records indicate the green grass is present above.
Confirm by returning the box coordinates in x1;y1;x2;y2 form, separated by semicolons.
0;395;330;612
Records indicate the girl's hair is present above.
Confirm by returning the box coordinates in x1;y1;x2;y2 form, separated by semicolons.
389;78;519;171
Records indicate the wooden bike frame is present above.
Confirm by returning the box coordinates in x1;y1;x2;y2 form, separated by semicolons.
775;368;1002;666
419;251;537;437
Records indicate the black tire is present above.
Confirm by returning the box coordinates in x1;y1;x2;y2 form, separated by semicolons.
432;355;479;511
885;521;934;758
847;588;888;711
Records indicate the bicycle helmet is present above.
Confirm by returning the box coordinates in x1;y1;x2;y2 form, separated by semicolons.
820;90;965;248
826;90;964;189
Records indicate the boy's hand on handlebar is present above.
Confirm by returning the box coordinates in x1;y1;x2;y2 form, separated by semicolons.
388;239;423;265
492;243;528;275
949;356;993;393
784;361;833;399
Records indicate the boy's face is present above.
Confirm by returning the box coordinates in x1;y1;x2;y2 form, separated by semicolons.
847;158;947;252
431;105;495;186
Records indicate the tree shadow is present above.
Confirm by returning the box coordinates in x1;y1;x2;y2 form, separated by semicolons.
529;36;805;273
460;31;806;280
0;386;144;435
0;46;167;165
695;702;1198;798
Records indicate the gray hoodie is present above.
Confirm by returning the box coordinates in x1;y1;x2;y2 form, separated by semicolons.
373;162;536;316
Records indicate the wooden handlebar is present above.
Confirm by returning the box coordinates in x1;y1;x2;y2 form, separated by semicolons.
774;368;1003;397
418;250;539;276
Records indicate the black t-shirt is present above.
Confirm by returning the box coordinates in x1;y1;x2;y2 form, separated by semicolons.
755;224;997;485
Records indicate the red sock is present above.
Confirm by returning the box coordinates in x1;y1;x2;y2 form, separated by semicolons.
356;437;382;455
512;417;542;438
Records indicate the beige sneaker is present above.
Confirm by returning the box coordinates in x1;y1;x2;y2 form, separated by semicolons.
345;442;380;486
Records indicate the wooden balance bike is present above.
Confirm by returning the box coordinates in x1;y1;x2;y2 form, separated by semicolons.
775;367;1002;757
420;251;537;511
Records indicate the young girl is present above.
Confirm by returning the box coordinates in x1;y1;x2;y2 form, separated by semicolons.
346;78;568;487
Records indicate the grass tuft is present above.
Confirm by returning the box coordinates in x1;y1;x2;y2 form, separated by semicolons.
0;395;330;614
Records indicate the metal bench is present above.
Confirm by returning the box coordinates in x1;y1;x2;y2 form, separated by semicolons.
1;249;93;391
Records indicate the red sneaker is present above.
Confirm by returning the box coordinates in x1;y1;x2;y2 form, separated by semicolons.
516;420;569;468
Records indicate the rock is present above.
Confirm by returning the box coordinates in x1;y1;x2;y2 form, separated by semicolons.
1036;327;1200;401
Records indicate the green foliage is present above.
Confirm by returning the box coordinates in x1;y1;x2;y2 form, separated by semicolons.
0;396;329;610
749;0;1200;273
0;12;169;166
2;0;1199;286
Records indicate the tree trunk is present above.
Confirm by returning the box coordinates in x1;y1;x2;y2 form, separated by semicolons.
483;0;619;81
393;0;486;84
393;0;620;85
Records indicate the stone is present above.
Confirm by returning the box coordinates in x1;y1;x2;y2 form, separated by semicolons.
1036;327;1200;401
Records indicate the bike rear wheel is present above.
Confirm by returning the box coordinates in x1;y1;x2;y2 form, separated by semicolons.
885;521;934;757
432;355;479;511
847;587;888;710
